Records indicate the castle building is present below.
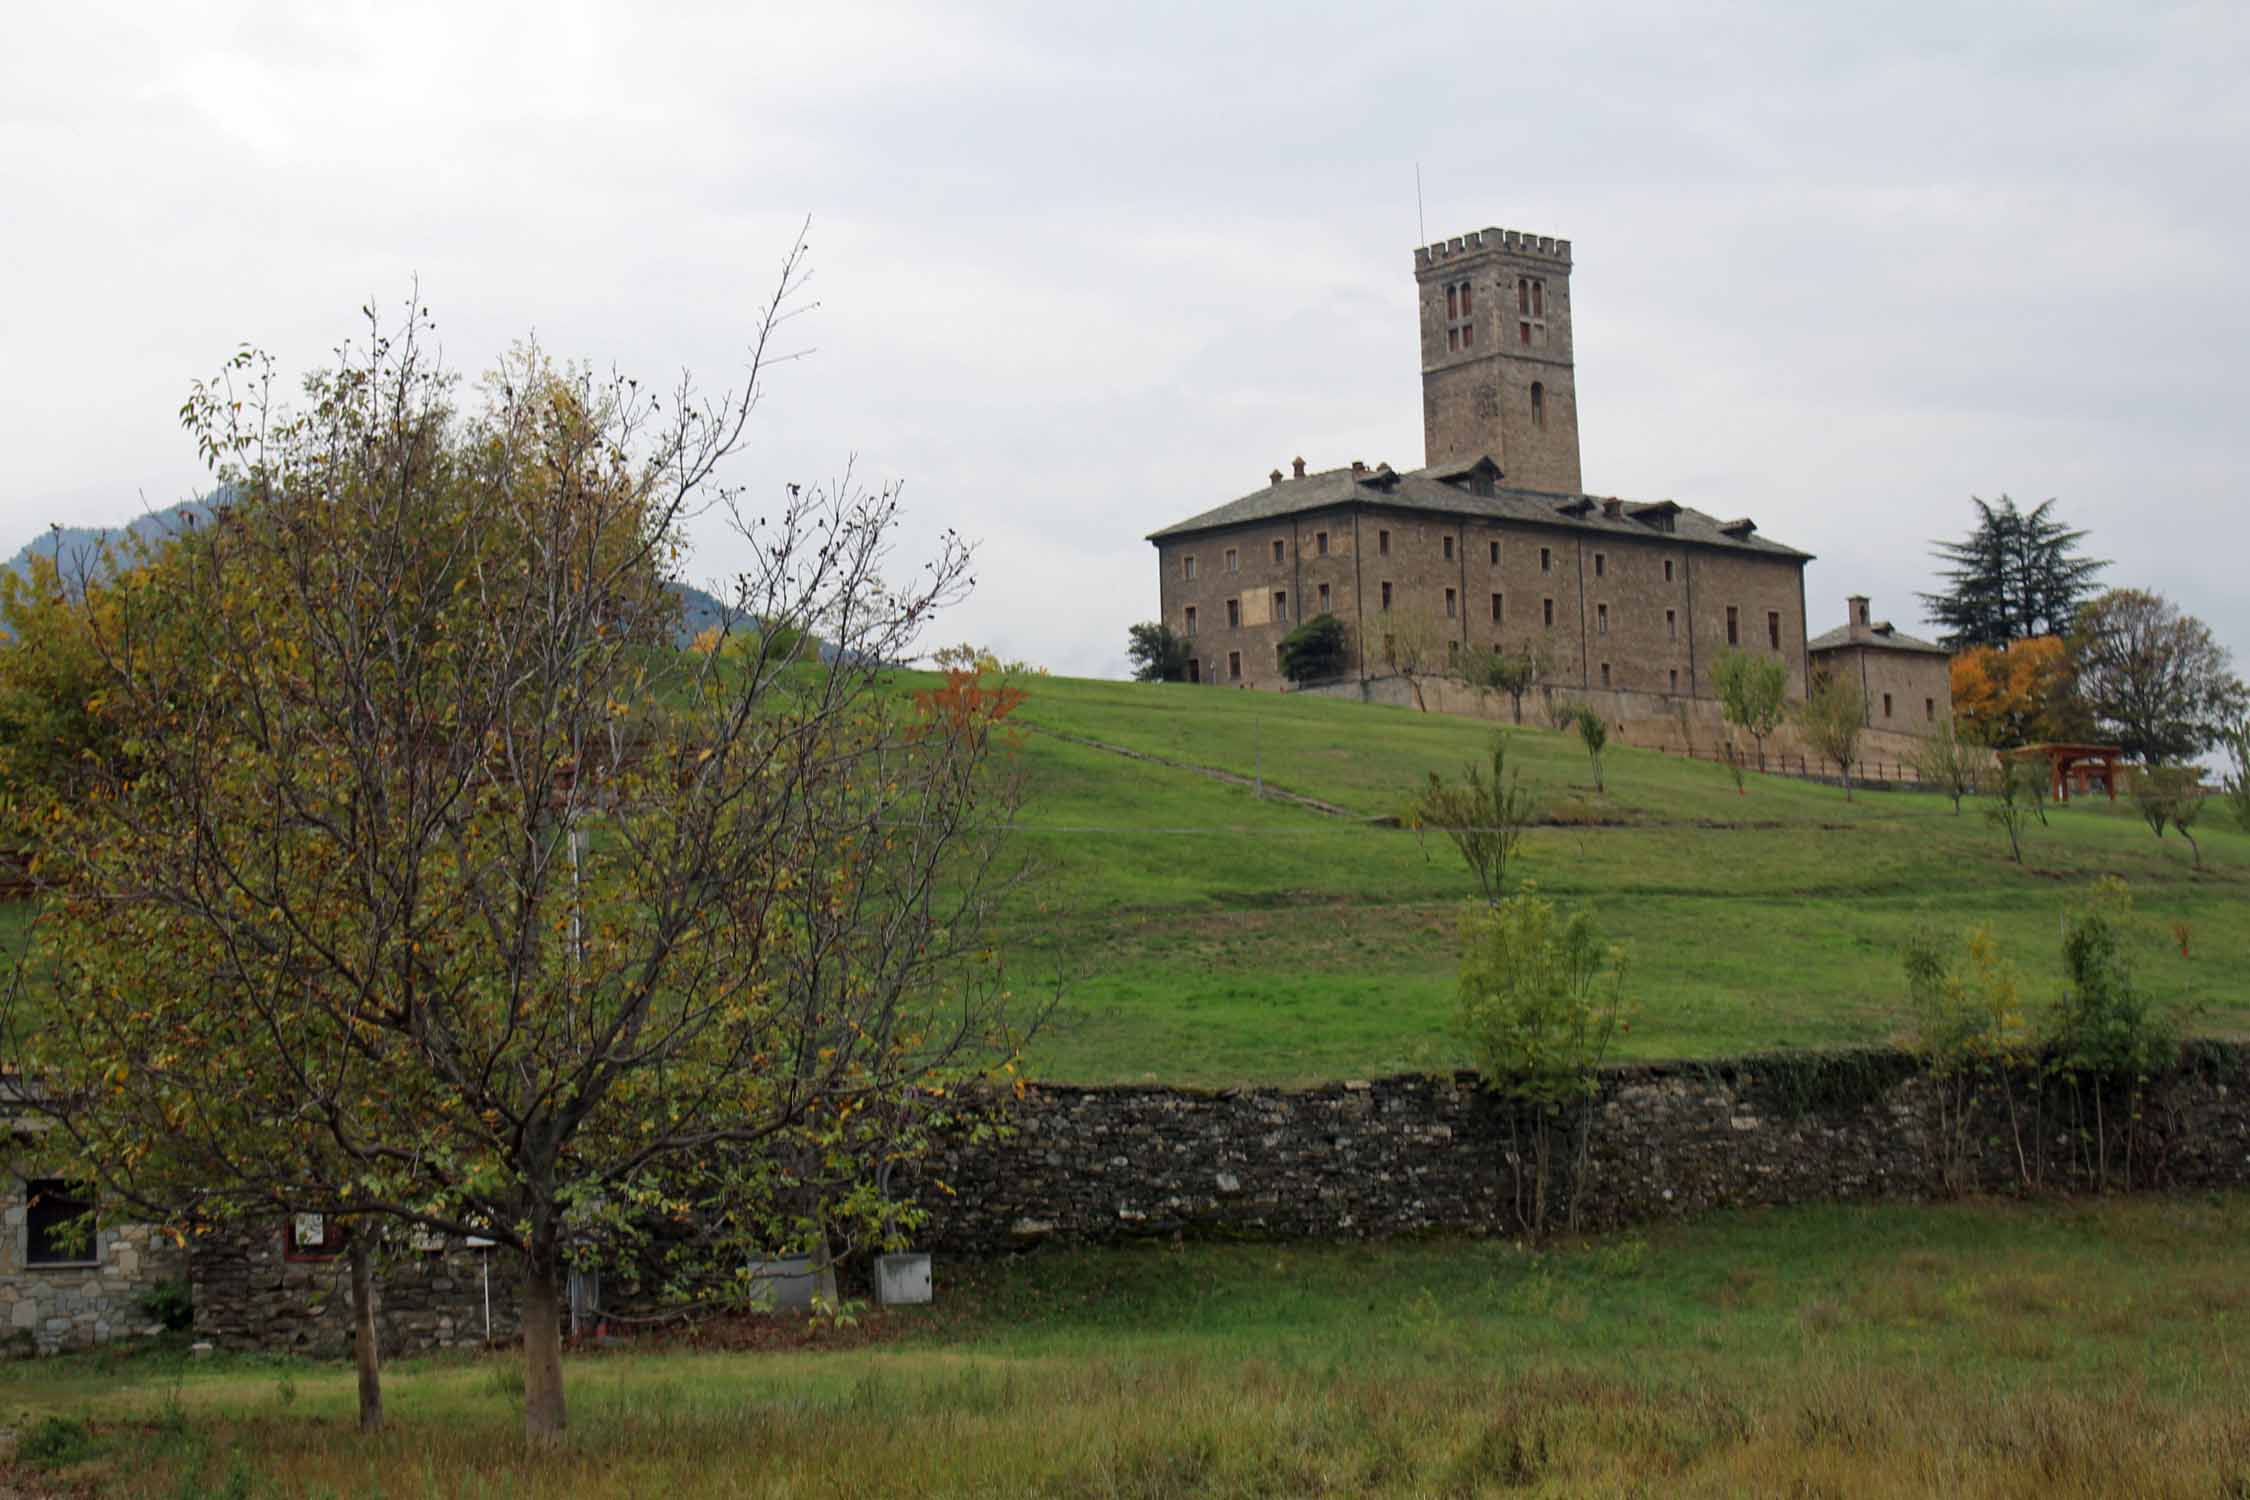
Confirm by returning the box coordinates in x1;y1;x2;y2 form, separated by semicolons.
1147;226;1816;717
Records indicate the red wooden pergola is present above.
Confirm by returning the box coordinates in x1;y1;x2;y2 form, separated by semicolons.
1999;742;2125;803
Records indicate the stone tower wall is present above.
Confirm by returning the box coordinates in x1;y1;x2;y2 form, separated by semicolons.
1415;228;1583;493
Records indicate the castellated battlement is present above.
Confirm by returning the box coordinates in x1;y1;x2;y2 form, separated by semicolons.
1413;227;1572;272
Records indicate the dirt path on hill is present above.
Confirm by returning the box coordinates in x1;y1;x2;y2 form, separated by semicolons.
1020;724;1373;819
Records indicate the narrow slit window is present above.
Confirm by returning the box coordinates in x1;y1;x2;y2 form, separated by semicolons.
1228;651;1242;682
1380;581;1393;611
1594;552;1605;578
1184;606;1197;637
1666;608;1677;640
1445;587;1458;620
1530;382;1545;429
1490;593;1503;623
1183;555;1197;581
1443;535;1455;561
1272;538;1285;564
1317;582;1331;612
1378;529;1390;556
1663;558;1675;583
1600;662;1611;688
1226;598;1241;629
1316;531;1329;557
1767;610;1781;650
1726;606;1740;646
1543;597;1555;628
1272;591;1288;623
1488;540;1500;564
1596;602;1609;635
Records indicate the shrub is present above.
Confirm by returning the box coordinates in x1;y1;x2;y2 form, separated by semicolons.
2131;764;2206;869
1460;645;1543;725
1572;707;1608;794
1125;622;1191;683
19;1414;94;1468
2047;877;2172;1187
1406;733;1540;903
139;1276;193;1333
1278;613;1349;683
1798;672;1868;798
1713;649;1788;771
1911;724;1983;814
1456;887;1627;1235
1903;925;2032;1190
1982;758;2045;864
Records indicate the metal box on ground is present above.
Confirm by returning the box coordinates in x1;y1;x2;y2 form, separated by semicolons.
875;1252;931;1307
745;1255;816;1312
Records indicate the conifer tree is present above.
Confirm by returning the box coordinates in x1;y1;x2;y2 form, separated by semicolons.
1919;495;2106;648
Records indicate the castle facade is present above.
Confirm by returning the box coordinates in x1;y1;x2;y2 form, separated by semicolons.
1147;226;1816;716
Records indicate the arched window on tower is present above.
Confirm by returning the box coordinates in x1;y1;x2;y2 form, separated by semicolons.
1530;382;1545;429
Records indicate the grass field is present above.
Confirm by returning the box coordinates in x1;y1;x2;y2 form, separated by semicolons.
13;1193;2250;1497
968;673;2250;1086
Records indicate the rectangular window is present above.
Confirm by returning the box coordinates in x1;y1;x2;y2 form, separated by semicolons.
1767;611;1781;650
1518;278;1529;314
1272;590;1288;623
1539;547;1552;574
1543;597;1555;628
1726;606;1740;646
1380;581;1393;611
1378;529;1390;556
1183;555;1197;581
1663;559;1675;583
1226;598;1241;629
1447;327;1459;352
1883;692;1894;718
1490;593;1503;623
1228;651;1242;682
1271;538;1285;564
1460;283;1473;316
1519;321;1532;345
1443;535;1455;561
25;1179;97;1267
1316;531;1329;557
1669;668;1679;693
1447;285;1459;319
1594;552;1606;578
1600;662;1611;688
1445;587;1457;620
1596;603;1609;635
285;1211;346;1262
1532;280;1545;317
1666;608;1677;640
1448;639;1461;660
1225;547;1239;574
1317;582;1331;612
1461;322;1474;348
1927;698;1937;721
1489;540;1500;564
1183;606;1197;637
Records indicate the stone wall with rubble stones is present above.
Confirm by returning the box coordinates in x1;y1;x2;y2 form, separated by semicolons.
912;1045;2250;1255
1;1180;184;1354
188;1228;523;1357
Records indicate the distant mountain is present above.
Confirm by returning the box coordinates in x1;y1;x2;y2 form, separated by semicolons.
4;495;732;650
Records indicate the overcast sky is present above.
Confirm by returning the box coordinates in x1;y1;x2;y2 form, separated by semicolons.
6;1;2245;676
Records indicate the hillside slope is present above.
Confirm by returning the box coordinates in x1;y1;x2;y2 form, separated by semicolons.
966;674;2250;1086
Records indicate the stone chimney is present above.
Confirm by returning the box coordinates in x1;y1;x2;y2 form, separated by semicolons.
1292;456;1307;479
1351;460;1367;475
1269;468;1284;487
1849;594;1871;633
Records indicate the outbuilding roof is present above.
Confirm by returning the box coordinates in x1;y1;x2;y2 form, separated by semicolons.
1807;621;1950;657
1145;457;1813;561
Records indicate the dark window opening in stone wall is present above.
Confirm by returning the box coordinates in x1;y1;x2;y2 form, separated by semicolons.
1666;608;1677;640
25;1179;97;1266
1663;558;1675;582
1600;662;1611;687
1318;582;1331;612
1380;581;1393;611
1543;598;1555;628
1669;668;1679;693
1727;606;1740;646
1927;698;1936;721
1183;555;1197;581
1272;538;1285;564
1445;588;1458;619
1184;606;1197;637
1884;693;1894;718
1378;529;1390;556
1316;531;1329;557
1225;547;1239;574
1491;593;1503;623
1488;540;1500;564
1273;591;1288;623
1531;382;1545;428
1226;599;1241;629
1597;603;1608;635
1594;551;1605;578
1228;651;1242;681
1767;611;1781;650
1443;535;1455;561
1519;321;1531;345
1539;547;1552;574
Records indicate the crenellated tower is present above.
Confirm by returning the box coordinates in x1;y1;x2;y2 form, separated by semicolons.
1414;227;1582;493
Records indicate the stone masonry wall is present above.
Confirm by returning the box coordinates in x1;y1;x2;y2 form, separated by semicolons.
915;1046;2250;1255
190;1227;522;1357
1;1173;184;1354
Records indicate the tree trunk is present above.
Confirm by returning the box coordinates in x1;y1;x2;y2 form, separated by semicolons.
349;1234;383;1434
521;1247;568;1445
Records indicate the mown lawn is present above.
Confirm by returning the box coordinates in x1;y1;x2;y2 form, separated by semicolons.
968;673;2250;1085
13;1193;2250;1497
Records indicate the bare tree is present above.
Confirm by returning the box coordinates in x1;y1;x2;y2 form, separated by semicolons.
1799;672;1869;799
1912;722;1985;815
1378;609;1452;713
10;251;1029;1445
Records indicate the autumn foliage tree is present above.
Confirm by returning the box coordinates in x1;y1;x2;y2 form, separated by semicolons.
1949;635;2079;748
5;260;1028;1445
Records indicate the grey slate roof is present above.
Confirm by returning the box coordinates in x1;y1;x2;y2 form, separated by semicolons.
1144;458;1813;562
1807;620;1950;657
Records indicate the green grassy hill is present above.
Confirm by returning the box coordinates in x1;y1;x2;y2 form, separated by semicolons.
964;673;2250;1086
